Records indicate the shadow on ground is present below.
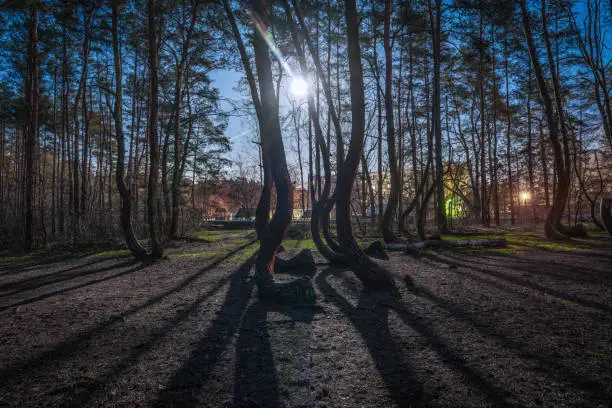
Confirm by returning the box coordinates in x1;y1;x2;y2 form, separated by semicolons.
0;237;610;407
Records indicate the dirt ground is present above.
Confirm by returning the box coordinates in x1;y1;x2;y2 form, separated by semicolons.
0;231;610;408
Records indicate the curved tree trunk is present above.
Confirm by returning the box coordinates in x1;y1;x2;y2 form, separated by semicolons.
112;0;148;260
255;153;272;240
281;0;347;265
519;0;571;240
223;0;271;241
337;0;395;289
252;0;293;284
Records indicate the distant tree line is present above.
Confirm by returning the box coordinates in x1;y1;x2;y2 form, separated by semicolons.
1;0;611;279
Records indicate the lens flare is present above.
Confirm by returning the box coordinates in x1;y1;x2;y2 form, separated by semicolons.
291;77;308;96
251;10;308;98
251;10;294;77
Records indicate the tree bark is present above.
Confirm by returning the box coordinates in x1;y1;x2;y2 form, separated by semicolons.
337;0;395;289
381;0;400;243
431;0;447;234
112;0;148;260
519;0;570;240
252;0;293;283
222;0;271;241
281;0;346;264
24;5;39;252
147;0;164;258
169;1;199;238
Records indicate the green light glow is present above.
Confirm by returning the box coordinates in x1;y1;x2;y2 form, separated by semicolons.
445;195;463;217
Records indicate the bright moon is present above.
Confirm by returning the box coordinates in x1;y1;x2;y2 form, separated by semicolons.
291;77;308;97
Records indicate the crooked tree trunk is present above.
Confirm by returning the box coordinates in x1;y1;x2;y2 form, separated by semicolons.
337;0;395;289
520;0;571;240
223;0;270;241
540;0;586;238
282;0;346;263
112;0;148;260
252;0;293;283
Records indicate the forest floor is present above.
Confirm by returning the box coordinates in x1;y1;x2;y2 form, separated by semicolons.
0;228;611;408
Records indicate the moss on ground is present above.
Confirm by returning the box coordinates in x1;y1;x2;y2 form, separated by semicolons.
93;249;131;257
441;231;607;256
196;230;255;243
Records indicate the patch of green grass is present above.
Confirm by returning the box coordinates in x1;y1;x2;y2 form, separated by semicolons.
196;230;224;242
283;238;318;250
93;249;131;257
0;254;32;263
442;231;598;256
196;229;256;243
168;251;219;260
0;247;107;264
171;238;258;262
228;243;259;262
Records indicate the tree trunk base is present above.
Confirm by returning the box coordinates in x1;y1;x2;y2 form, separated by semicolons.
557;223;588;238
363;241;389;260
275;249;316;275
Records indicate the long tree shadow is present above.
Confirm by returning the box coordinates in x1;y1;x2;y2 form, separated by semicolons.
233;298;319;408
0;257;108;290
438;252;611;312
0;260;142;312
418;250;611;287
0;240;258;382
0;258;136;297
315;268;425;406
0;249;106;275
151;254;257;407
467;253;611;286
316;267;522;408
153;263;319;408
58;253;260;408
402;278;612;404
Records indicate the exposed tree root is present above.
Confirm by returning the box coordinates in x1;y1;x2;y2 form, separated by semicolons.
557;223;588;238
275;249;316;275
363;241;389;260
